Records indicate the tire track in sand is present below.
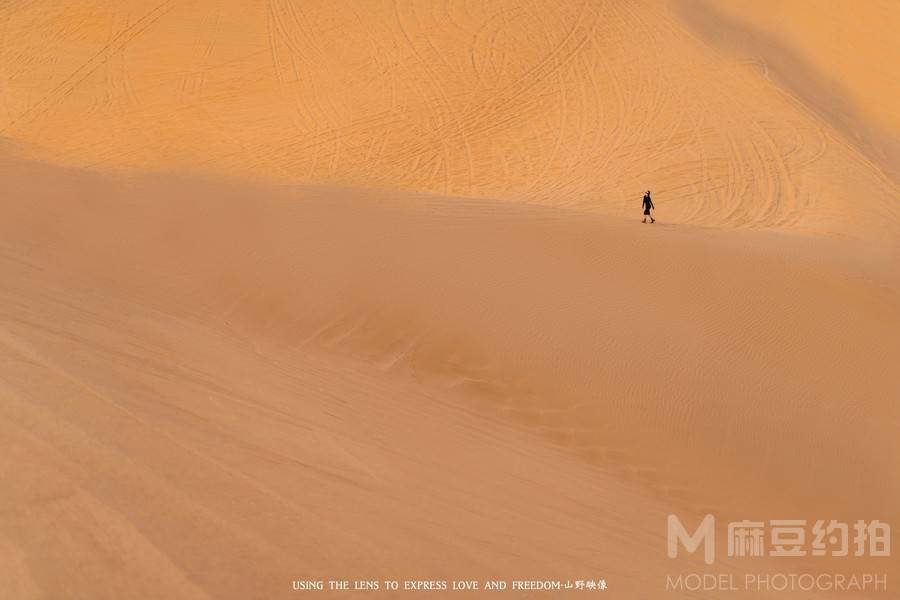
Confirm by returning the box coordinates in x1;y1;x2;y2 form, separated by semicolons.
0;0;178;135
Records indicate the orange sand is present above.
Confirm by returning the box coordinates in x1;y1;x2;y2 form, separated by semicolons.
1;1;898;598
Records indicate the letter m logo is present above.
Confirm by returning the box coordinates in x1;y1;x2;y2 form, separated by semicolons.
668;514;715;565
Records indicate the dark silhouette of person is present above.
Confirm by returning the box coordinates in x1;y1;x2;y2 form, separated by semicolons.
642;190;655;223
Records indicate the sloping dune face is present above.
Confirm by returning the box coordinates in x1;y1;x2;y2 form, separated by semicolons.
2;157;899;599
1;0;898;237
689;0;900;174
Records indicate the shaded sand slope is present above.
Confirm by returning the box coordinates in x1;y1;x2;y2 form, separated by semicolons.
0;0;898;237
1;156;898;598
689;0;900;173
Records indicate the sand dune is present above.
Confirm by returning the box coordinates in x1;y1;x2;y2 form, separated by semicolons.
1;0;898;236
690;0;900;176
2;155;898;598
1;1;899;598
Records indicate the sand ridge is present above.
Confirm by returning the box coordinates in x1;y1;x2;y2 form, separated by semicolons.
0;0;898;237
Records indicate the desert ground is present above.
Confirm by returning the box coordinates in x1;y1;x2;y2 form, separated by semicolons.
1;1;898;599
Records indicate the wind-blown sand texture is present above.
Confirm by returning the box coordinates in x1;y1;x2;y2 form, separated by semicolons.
1;1;898;598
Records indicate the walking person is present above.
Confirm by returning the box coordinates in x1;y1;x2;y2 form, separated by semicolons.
642;190;655;223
